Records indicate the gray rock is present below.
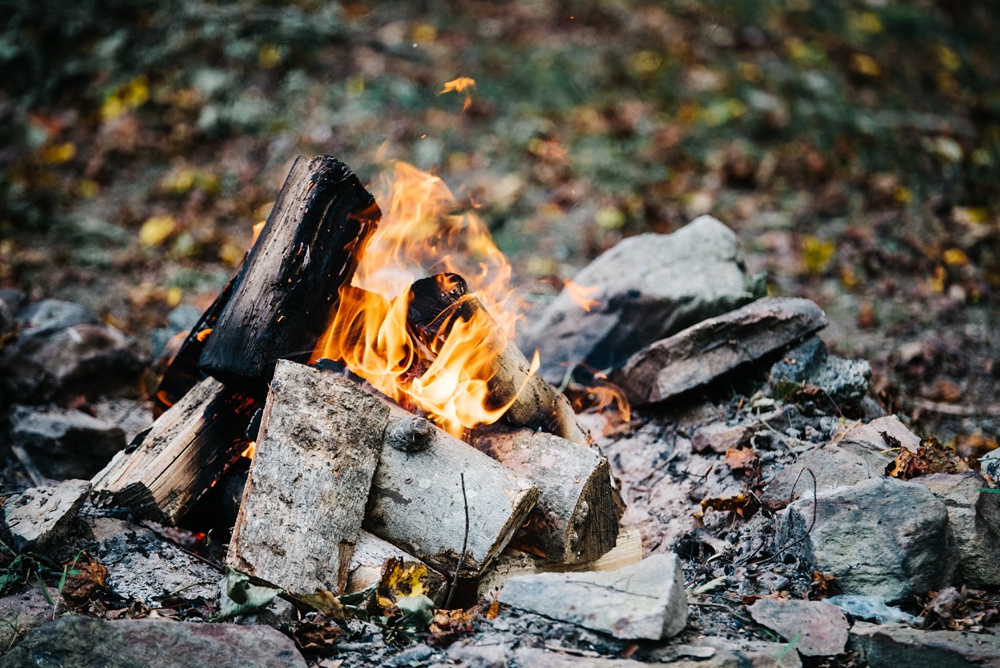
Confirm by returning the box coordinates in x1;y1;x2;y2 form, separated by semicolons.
914;472;1000;587
0;586;53;651
0;322;148;402
18;298;100;338
511;647;733;667
747;598;849;657
777;477;955;602
0;616;307;668
980;449;1000;481
522;216;763;384
761;441;891;508
840;415;921;454
0;479;90;553
612;297;828;406
691;422;749;454
769;337;871;405
849;621;1000;668
497;553;688;640
8;404;125;479
89;517;221;603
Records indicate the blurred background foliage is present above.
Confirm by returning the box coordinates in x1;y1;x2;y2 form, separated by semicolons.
0;0;998;440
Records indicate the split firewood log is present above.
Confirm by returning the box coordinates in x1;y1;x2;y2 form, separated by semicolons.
199;155;381;386
472;426;623;563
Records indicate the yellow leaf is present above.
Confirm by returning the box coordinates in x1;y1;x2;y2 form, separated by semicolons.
943;248;968;267
166;286;183;307
218;242;246;267
258;44;281;69
850;11;883;34
929;265;946;293
953;206;990;224
139;215;177;247
595;207;626;230
41;142;76;164
937;45;961;71
411;23;437;44
629;51;663;76
851;53;881;77
894;186;912;204
803;237;835;274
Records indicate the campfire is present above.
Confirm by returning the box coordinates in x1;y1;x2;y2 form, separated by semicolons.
91;155;624;604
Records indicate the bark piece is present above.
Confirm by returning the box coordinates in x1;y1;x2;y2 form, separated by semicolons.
199;155;380;386
408;273;587;444
472;427;622;563
227;360;387;596
364;406;540;578
0;479;90;554
348;530;448;604
90;377;258;525
497;552;688;640
612;297;828;406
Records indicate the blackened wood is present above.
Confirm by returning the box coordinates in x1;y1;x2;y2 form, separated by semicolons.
199;156;380;386
472;426;623;563
227;360;387;597
90;377;258;525
407;274;588;444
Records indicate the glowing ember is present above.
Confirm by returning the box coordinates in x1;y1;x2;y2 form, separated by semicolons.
438;77;476;111
563;279;600;312
312;161;528;436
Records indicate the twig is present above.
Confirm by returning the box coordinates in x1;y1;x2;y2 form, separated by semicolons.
10;445;48;488
445;472;469;609
748;468;818;566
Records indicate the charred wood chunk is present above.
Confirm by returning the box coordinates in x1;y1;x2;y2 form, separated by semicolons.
199;155;380;387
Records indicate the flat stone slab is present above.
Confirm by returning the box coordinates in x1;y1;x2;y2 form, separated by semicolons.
747;598;849;657
1;479;90;553
761;441;891;509
0;616;307;668
498;553;688;640
778;477;954;602
850;621;1000;668
522;216;761;384
612;297;828;405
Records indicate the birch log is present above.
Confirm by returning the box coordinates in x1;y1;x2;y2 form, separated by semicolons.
90;377;257;524
472;427;623;563
364;405;540;578
227;360;387;596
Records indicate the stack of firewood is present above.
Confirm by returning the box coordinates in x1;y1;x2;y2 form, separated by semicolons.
90;156;624;603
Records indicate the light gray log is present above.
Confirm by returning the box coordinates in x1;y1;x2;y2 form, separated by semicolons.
472;427;623;563
227;361;387;596
348;530;448;604
90;377;257;524
364;406;540;578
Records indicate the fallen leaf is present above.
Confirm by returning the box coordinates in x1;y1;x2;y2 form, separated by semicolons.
59;553;107;608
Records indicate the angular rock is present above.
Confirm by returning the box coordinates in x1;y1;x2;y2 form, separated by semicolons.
522;216;762;384
0;479;90;553
8;404;125;480
747;598;849;657
613;297;828;405
850;621;1000;668
981;449;1000;481
1;322;147;402
761;441;892;509
769;336;871;405
914;472;1000;587
841;415;921;454
18;298;100;338
777;477;954;602
498;552;688;640
90;516;221;603
0;616;307;668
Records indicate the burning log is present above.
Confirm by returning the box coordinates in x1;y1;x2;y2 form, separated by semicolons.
365;404;540;578
407;273;588;445
200;156;381;386
90;377;257;525
472;427;623;564
227;360;387;596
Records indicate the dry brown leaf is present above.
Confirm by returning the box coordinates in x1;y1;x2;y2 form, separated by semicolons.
60;553;108;609
886;437;967;479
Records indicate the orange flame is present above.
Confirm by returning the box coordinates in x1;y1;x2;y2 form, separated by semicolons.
312;161;525;436
438;77;476;111
563;280;600;312
241;440;256;459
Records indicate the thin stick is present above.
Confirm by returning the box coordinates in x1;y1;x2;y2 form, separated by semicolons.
11;445;47;488
445;472;469;609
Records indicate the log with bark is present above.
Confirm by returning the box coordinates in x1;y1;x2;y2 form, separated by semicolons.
407;273;588;445
364;403;540;578
90;377;257;525
199;155;381;386
227;360;387;596
472;426;623;563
